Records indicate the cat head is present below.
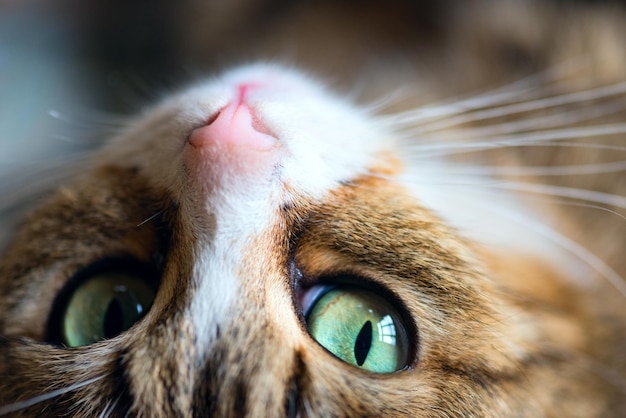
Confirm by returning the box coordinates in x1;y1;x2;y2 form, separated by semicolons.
0;63;621;417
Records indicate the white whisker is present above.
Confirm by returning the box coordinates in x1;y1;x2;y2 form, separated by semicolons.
98;394;121;418
415;185;626;298
505;194;626;221
378;63;582;126
559;202;626;221
491;182;626;210
404;124;626;158
137;211;164;227
397;82;626;132
445;160;626;177
0;376;104;416
398;141;626;158
362;88;414;113
401;99;626;142
509;141;626;152
378;87;539;127
98;400;113;418
303;398;314;418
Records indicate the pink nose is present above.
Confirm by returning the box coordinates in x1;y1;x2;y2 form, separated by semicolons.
184;83;280;191
188;100;276;152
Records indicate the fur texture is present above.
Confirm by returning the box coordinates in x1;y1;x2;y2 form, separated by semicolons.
1;0;625;416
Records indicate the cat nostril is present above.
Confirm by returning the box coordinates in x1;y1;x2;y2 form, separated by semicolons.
205;111;220;126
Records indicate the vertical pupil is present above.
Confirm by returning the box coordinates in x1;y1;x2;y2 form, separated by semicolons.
103;298;124;339
354;320;373;366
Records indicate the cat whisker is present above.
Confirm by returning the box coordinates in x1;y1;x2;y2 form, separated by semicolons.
386;81;626;132
48;108;128;126
361;87;415;113
388;141;626;169
360;167;626;300
497;192;626;221
137;210;164;227
376;87;540;126
97;394;121;418
376;62;580;125
0;376;104;416
302;398;314;418
458;185;626;298
363;171;626;220
441;160;626;177
46;109;132;148
536;141;626;152
489;182;626;210
428;185;626;297
399;98;626;141
554;202;626;221
472;183;626;220
402;124;626;158
48;109;130;139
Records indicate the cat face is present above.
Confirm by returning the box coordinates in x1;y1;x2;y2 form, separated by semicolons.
0;64;622;417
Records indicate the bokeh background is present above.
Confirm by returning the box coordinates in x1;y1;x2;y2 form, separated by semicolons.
0;0;623;169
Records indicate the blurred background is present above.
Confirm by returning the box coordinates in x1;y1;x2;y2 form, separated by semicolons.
0;0;429;166
0;0;624;169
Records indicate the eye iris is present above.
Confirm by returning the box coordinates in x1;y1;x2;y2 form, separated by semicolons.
62;274;155;347
306;287;409;373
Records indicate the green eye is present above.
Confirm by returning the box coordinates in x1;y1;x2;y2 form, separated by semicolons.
59;272;155;347
304;286;411;373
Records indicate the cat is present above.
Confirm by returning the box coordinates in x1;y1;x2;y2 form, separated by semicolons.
1;0;626;417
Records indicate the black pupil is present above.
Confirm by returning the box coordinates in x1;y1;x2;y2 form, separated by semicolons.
354;320;373;366
103;298;124;339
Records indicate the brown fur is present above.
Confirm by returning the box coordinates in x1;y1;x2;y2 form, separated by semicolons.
1;0;626;416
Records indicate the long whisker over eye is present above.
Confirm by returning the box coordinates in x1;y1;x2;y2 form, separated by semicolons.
0;377;105;416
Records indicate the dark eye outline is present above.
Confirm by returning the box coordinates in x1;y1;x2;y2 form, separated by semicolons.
291;265;419;373
46;257;159;346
